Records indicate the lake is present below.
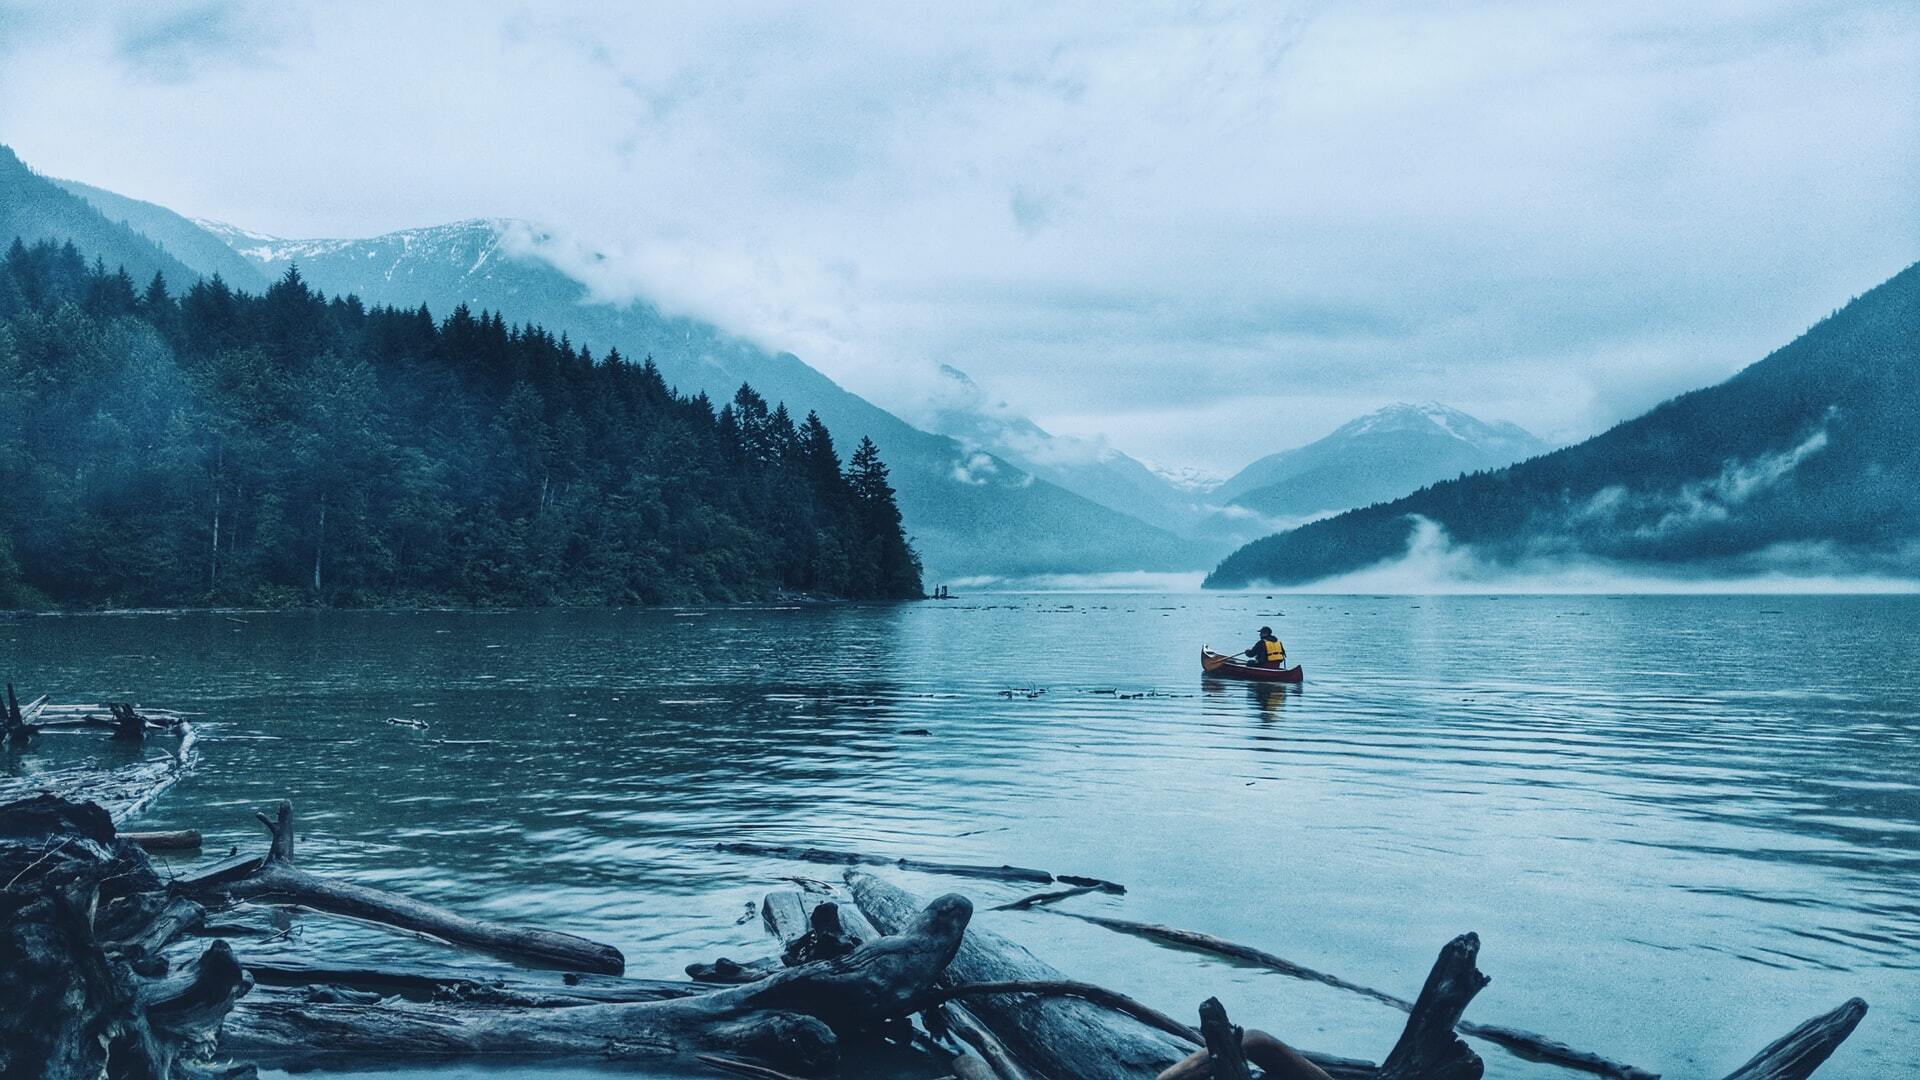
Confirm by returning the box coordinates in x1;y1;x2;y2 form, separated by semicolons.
3;594;1915;1079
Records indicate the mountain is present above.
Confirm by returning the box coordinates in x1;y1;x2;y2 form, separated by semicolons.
1206;262;1920;587
1213;403;1550;522
1145;461;1224;495
51;178;270;291
54;203;1201;581
0;145;201;288
916;364;1205;535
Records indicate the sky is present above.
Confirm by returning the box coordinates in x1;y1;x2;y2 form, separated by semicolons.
1;1;1916;475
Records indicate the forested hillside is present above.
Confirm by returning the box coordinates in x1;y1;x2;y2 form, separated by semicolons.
0;147;200;289
0;238;922;607
1207;261;1920;587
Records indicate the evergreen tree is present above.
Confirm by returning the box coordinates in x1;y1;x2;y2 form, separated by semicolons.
846;438;924;598
0;235;924;607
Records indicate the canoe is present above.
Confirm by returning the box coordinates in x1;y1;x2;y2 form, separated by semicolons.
1201;648;1304;683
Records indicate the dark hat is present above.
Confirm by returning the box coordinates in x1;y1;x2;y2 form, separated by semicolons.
1259;626;1272;635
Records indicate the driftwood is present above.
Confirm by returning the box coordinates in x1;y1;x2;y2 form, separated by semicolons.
1374;932;1487;1080
1159;1028;1338;1080
690;895;867;982
238;957;707;1005
0;723;197;823
991;883;1106;911
182;801;625;975
849;869;1227;1078
219;892;975;1073
751;888;1022;1080
127;829;203;850
718;840;1057;884
1059;910;1655;1080
1721;999;1867;1080
0;794;252;1079
3;683;183;742
3;684;47;742
1200;997;1255;1080
822;892;1036;1080
928;980;1201;1044
852;871;1557;1080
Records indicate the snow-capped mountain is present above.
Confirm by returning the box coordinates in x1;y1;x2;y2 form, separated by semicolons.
1215;402;1551;520
1144;461;1224;495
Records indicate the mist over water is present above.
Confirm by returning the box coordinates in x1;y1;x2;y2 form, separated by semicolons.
4;595;1916;1078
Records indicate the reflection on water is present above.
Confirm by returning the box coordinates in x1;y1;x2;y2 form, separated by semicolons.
3;595;1916;1079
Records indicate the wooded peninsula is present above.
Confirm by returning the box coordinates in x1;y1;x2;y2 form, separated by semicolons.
0;238;924;608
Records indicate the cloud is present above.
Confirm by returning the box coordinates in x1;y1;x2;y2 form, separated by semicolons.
1572;418;1833;539
1257;515;1920;595
1;2;1915;472
950;452;1001;486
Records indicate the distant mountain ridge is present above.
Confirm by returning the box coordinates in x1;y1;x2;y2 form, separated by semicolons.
51;179;271;290
0;146;201;288
110;211;1203;581
1206;262;1920;588
1214;402;1550;521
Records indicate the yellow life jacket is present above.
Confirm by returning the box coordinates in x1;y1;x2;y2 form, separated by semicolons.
1261;638;1286;663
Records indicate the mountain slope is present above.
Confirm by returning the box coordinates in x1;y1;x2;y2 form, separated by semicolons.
164;217;1200;581
51;178;270;290
0;145;201;288
918;364;1205;535
1215;403;1549;521
1206;262;1920;587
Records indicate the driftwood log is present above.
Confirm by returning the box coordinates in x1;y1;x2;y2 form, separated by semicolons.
1199;997;1257;1080
219;892;975;1074
4;682;184;743
180;801;625;975
1058;910;1655;1080
127;829;203;850
0;795;252;1080
0;723;197;823
237;957;709;1005
845;870;1389;1079
718;840;1061;885
853;871;1618;1080
1721;999;1868;1080
793;895;1038;1080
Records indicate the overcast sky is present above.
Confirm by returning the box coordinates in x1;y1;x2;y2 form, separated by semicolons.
2;1;1916;474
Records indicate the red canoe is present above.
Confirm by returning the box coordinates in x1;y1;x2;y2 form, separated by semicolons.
1201;649;1304;684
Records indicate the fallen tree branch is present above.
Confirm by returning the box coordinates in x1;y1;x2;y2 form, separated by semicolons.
717;840;1057;884
184;801;625;975
1056;910;1656;1080
990;884;1105;911
1721;999;1867;1080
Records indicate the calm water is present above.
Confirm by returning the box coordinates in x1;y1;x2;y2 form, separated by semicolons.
3;595;1917;1079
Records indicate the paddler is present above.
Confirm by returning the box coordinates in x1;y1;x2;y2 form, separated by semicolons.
1245;626;1286;668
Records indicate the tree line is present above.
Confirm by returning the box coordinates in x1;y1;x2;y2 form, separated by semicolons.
0;237;923;607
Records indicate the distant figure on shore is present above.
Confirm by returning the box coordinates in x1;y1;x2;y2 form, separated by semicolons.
1245;626;1286;667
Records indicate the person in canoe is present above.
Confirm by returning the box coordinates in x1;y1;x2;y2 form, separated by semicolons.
1245;626;1286;668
